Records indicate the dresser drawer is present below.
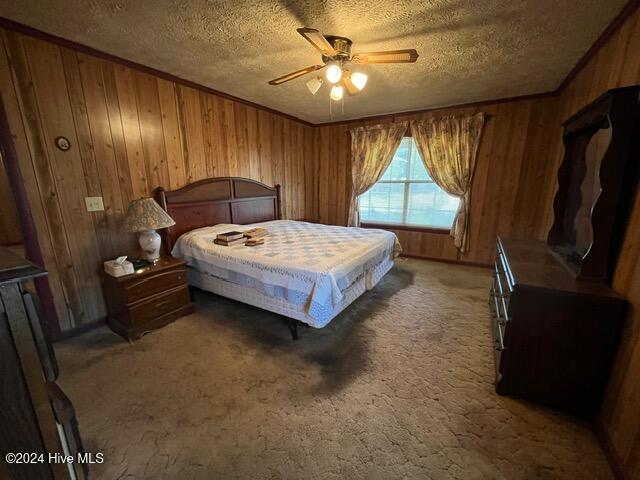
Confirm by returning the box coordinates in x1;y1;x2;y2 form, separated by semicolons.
125;268;186;303
128;286;190;327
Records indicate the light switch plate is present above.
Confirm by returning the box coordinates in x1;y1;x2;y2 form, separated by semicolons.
85;197;104;212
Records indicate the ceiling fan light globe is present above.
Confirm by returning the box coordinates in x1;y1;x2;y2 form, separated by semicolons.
330;85;344;101
351;72;368;90
326;64;342;84
306;77;323;95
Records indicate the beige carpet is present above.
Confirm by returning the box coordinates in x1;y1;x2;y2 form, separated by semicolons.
55;258;613;479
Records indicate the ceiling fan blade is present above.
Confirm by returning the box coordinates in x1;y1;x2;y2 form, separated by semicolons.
268;65;324;85
351;49;419;64
297;27;337;56
342;71;360;95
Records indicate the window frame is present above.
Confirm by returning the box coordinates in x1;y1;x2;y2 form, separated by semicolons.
359;137;456;233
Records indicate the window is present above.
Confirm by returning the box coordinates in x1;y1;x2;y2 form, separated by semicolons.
359;137;460;229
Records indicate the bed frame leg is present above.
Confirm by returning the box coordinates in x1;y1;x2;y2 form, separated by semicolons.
287;319;299;340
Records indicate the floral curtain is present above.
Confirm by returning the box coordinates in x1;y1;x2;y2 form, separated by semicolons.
410;113;486;252
348;122;408;226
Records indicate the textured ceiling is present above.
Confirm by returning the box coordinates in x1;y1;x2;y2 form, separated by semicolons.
0;0;628;123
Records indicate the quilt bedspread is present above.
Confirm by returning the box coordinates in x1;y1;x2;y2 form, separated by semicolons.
171;220;401;322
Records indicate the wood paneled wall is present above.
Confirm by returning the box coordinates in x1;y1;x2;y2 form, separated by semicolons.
0;27;314;331
0;155;21;245
309;96;562;266
0;9;639;477
548;7;640;479
309;7;640;477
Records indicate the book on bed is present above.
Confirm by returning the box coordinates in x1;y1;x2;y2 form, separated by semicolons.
245;237;265;246
244;227;269;238
217;231;245;242
214;237;246;247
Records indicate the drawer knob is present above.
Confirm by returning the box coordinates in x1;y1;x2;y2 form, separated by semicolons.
154;299;170;308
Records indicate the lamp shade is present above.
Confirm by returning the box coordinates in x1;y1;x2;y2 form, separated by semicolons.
122;198;175;232
351;72;368;90
326;64;342;84
330;85;343;101
306;76;323;95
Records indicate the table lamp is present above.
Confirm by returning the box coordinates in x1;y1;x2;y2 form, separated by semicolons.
123;198;176;263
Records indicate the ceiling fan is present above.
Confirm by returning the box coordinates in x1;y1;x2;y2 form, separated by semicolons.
268;27;419;101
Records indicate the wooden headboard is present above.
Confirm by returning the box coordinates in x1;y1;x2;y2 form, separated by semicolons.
155;177;281;253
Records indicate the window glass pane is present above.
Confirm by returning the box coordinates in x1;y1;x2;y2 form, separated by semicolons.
409;149;431;181
359;137;459;229
380;138;410;181
360;182;404;223
405;183;460;228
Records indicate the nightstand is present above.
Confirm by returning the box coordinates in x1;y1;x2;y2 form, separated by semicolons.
101;256;193;341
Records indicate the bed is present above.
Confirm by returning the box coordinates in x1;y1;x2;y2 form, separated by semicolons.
156;177;400;338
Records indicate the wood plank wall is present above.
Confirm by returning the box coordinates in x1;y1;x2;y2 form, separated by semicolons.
0;9;638;478
310;8;640;477
310;96;563;266
548;7;640;479
0;27;314;331
0;155;21;245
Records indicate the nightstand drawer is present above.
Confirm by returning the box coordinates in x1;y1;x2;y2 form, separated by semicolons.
102;256;191;341
125;268;186;303
128;286;190;327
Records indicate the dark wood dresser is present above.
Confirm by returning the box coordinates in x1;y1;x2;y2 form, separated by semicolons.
490;238;627;417
102;256;193;341
0;247;86;479
488;86;640;417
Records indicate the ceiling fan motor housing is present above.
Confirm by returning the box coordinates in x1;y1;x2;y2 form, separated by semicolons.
322;36;353;63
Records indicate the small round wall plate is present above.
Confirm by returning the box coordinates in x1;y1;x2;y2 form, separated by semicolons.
54;136;71;151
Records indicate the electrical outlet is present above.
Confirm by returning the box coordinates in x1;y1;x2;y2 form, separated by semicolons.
85;197;104;212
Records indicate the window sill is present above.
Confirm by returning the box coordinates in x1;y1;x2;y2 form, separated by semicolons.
360;222;450;234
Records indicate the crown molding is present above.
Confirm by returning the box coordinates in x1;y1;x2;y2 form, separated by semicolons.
1;0;637;128
316;0;639;126
0;16;314;127
315;91;557;127
554;0;640;93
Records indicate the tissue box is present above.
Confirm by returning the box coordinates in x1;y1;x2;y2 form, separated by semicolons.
104;259;134;277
